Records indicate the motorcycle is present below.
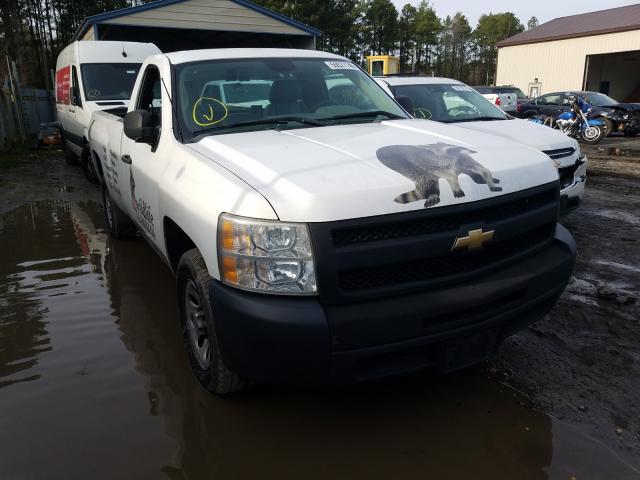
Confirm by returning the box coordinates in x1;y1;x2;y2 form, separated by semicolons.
553;96;605;144
527;96;605;144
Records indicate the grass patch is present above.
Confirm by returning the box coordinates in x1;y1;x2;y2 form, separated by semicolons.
0;144;62;172
0;154;20;170
0;143;30;171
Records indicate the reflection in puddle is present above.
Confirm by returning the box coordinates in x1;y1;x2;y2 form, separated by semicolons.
0;200;638;479
598;147;640;157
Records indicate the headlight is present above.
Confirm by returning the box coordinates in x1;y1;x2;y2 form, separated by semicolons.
217;213;317;295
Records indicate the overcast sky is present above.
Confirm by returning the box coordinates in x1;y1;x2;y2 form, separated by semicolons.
389;0;635;27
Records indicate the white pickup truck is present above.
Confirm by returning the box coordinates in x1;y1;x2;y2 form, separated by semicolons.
89;48;576;395
375;76;587;213
473;86;517;113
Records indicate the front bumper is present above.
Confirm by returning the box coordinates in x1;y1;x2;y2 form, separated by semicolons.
614;117;640;134
559;156;587;215
210;225;576;387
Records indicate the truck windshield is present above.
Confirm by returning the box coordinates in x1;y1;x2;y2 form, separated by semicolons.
175;57;408;140
389;83;507;123
80;63;142;101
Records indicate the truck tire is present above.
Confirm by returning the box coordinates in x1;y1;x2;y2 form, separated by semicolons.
177;249;244;395
102;185;136;239
81;145;99;184
63;138;79;165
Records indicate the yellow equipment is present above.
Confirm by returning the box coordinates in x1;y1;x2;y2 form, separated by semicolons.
366;55;400;76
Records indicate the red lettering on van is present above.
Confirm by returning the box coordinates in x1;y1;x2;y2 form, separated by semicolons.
56;66;71;105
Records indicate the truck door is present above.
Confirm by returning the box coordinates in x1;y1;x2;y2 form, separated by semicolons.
120;65;165;248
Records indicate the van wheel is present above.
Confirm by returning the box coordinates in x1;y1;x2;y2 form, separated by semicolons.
81;145;99;184
102;185;136;239
64;139;79;165
177;249;244;395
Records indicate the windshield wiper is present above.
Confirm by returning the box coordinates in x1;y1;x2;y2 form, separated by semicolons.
190;116;325;141
320;110;406;122
444;116;506;123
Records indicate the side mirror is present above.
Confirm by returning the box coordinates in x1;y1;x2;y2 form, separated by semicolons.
124;110;156;144
395;95;415;116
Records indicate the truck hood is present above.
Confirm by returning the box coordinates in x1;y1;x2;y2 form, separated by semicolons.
607;103;640;113
456;118;579;164
187;119;558;222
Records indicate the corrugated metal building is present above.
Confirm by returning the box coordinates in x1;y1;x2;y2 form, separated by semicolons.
72;0;321;51
496;4;640;101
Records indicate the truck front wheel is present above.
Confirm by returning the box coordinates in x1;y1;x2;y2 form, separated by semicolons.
177;249;244;395
102;185;136;239
81;145;99;184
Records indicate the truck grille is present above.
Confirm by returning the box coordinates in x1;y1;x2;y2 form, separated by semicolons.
332;187;555;247
543;148;575;160
309;182;560;304
339;223;553;291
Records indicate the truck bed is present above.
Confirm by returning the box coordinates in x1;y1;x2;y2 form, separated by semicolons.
88;109;126;187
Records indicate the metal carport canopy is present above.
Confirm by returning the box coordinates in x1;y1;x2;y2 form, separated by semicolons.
72;0;321;51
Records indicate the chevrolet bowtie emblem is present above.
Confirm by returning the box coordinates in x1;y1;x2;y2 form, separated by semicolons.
452;228;495;252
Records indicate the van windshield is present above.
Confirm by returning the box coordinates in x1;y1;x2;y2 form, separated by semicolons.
175;57;408;141
80;63;142;101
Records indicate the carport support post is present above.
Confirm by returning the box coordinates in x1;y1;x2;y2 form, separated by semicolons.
582;55;590;91
5;55;26;142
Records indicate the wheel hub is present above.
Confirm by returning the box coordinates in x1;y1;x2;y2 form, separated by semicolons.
184;279;211;370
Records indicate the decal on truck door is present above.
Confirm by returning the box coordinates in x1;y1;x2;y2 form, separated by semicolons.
130;170;156;239
376;142;502;208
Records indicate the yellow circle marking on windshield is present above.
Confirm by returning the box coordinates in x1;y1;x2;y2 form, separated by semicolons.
414;108;432;120
192;97;229;127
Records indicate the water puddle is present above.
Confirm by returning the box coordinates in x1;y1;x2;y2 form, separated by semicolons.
597;147;640;157
0;200;638;478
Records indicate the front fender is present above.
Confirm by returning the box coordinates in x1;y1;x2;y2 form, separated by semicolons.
587;118;605;127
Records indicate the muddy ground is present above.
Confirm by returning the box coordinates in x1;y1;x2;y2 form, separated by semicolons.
1;138;639;479
493;136;640;466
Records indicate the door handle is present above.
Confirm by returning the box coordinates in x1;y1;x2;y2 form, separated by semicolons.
121;154;132;164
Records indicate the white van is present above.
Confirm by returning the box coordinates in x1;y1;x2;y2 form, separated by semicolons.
55;41;160;181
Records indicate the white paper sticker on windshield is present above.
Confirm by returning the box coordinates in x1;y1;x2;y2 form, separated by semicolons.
452;85;472;91
325;61;359;71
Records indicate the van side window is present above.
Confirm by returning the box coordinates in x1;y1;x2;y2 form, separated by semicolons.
137;66;162;129
71;66;82;108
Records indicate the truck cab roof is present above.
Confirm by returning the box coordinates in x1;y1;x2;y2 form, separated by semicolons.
164;48;348;65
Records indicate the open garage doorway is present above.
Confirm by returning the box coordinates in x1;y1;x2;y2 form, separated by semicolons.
584;50;640;102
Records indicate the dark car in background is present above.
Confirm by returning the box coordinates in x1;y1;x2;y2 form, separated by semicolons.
515;91;640;136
